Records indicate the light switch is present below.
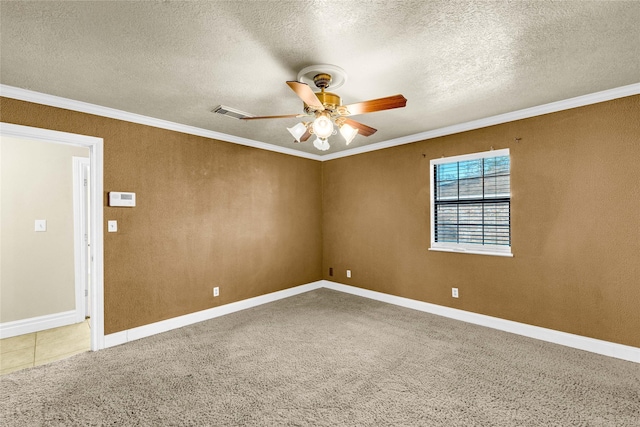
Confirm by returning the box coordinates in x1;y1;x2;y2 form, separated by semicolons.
35;220;47;232
108;220;118;232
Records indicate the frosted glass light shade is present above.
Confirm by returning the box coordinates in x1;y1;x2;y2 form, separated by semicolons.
313;137;330;151
287;122;307;142
339;123;358;145
312;114;333;139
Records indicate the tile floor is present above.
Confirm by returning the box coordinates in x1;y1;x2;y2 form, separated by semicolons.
0;319;91;375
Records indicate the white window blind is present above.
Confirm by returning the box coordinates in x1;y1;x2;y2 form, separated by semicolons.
430;149;512;256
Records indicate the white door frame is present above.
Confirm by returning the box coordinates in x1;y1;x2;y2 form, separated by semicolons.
0;122;105;351
73;156;90;322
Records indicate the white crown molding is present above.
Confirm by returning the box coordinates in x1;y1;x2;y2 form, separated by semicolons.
0;84;323;161
322;83;640;160
2;83;638;162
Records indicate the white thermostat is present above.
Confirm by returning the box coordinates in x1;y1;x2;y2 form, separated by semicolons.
109;192;136;207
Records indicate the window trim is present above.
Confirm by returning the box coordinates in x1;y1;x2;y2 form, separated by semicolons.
429;148;513;257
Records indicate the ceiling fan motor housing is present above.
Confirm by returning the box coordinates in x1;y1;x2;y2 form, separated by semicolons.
301;73;342;115
304;91;342;114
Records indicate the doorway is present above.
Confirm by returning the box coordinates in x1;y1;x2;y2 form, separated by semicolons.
0;123;104;354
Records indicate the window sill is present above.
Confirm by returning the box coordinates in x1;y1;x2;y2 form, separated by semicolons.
429;247;513;257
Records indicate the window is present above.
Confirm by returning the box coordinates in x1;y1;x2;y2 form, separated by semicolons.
430;149;512;256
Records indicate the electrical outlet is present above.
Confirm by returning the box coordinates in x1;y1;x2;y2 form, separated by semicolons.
329;267;333;277
213;287;219;297
346;270;351;278
452;288;459;298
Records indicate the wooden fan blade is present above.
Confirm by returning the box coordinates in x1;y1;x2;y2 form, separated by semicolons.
344;118;377;137
300;129;312;142
343;94;407;116
240;114;303;120
286;81;324;110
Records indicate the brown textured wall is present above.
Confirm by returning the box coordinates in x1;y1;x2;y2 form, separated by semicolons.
323;95;640;348
1;97;323;334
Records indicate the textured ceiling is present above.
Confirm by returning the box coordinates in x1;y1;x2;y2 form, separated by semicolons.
1;1;639;155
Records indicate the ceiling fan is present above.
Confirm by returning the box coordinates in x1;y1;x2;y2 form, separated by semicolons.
239;65;407;151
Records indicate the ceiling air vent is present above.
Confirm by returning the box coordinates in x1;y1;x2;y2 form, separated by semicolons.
212;105;254;120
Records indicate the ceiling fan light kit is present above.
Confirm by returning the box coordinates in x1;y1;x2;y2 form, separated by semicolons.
312;112;334;139
313;137;331;152
340;123;358;145
287;122;308;142
237;64;407;152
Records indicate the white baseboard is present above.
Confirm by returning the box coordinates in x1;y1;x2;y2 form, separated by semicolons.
0;310;79;339
321;281;640;364
104;281;325;348
102;279;639;364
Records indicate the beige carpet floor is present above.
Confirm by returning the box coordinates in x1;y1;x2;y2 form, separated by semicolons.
1;288;639;426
